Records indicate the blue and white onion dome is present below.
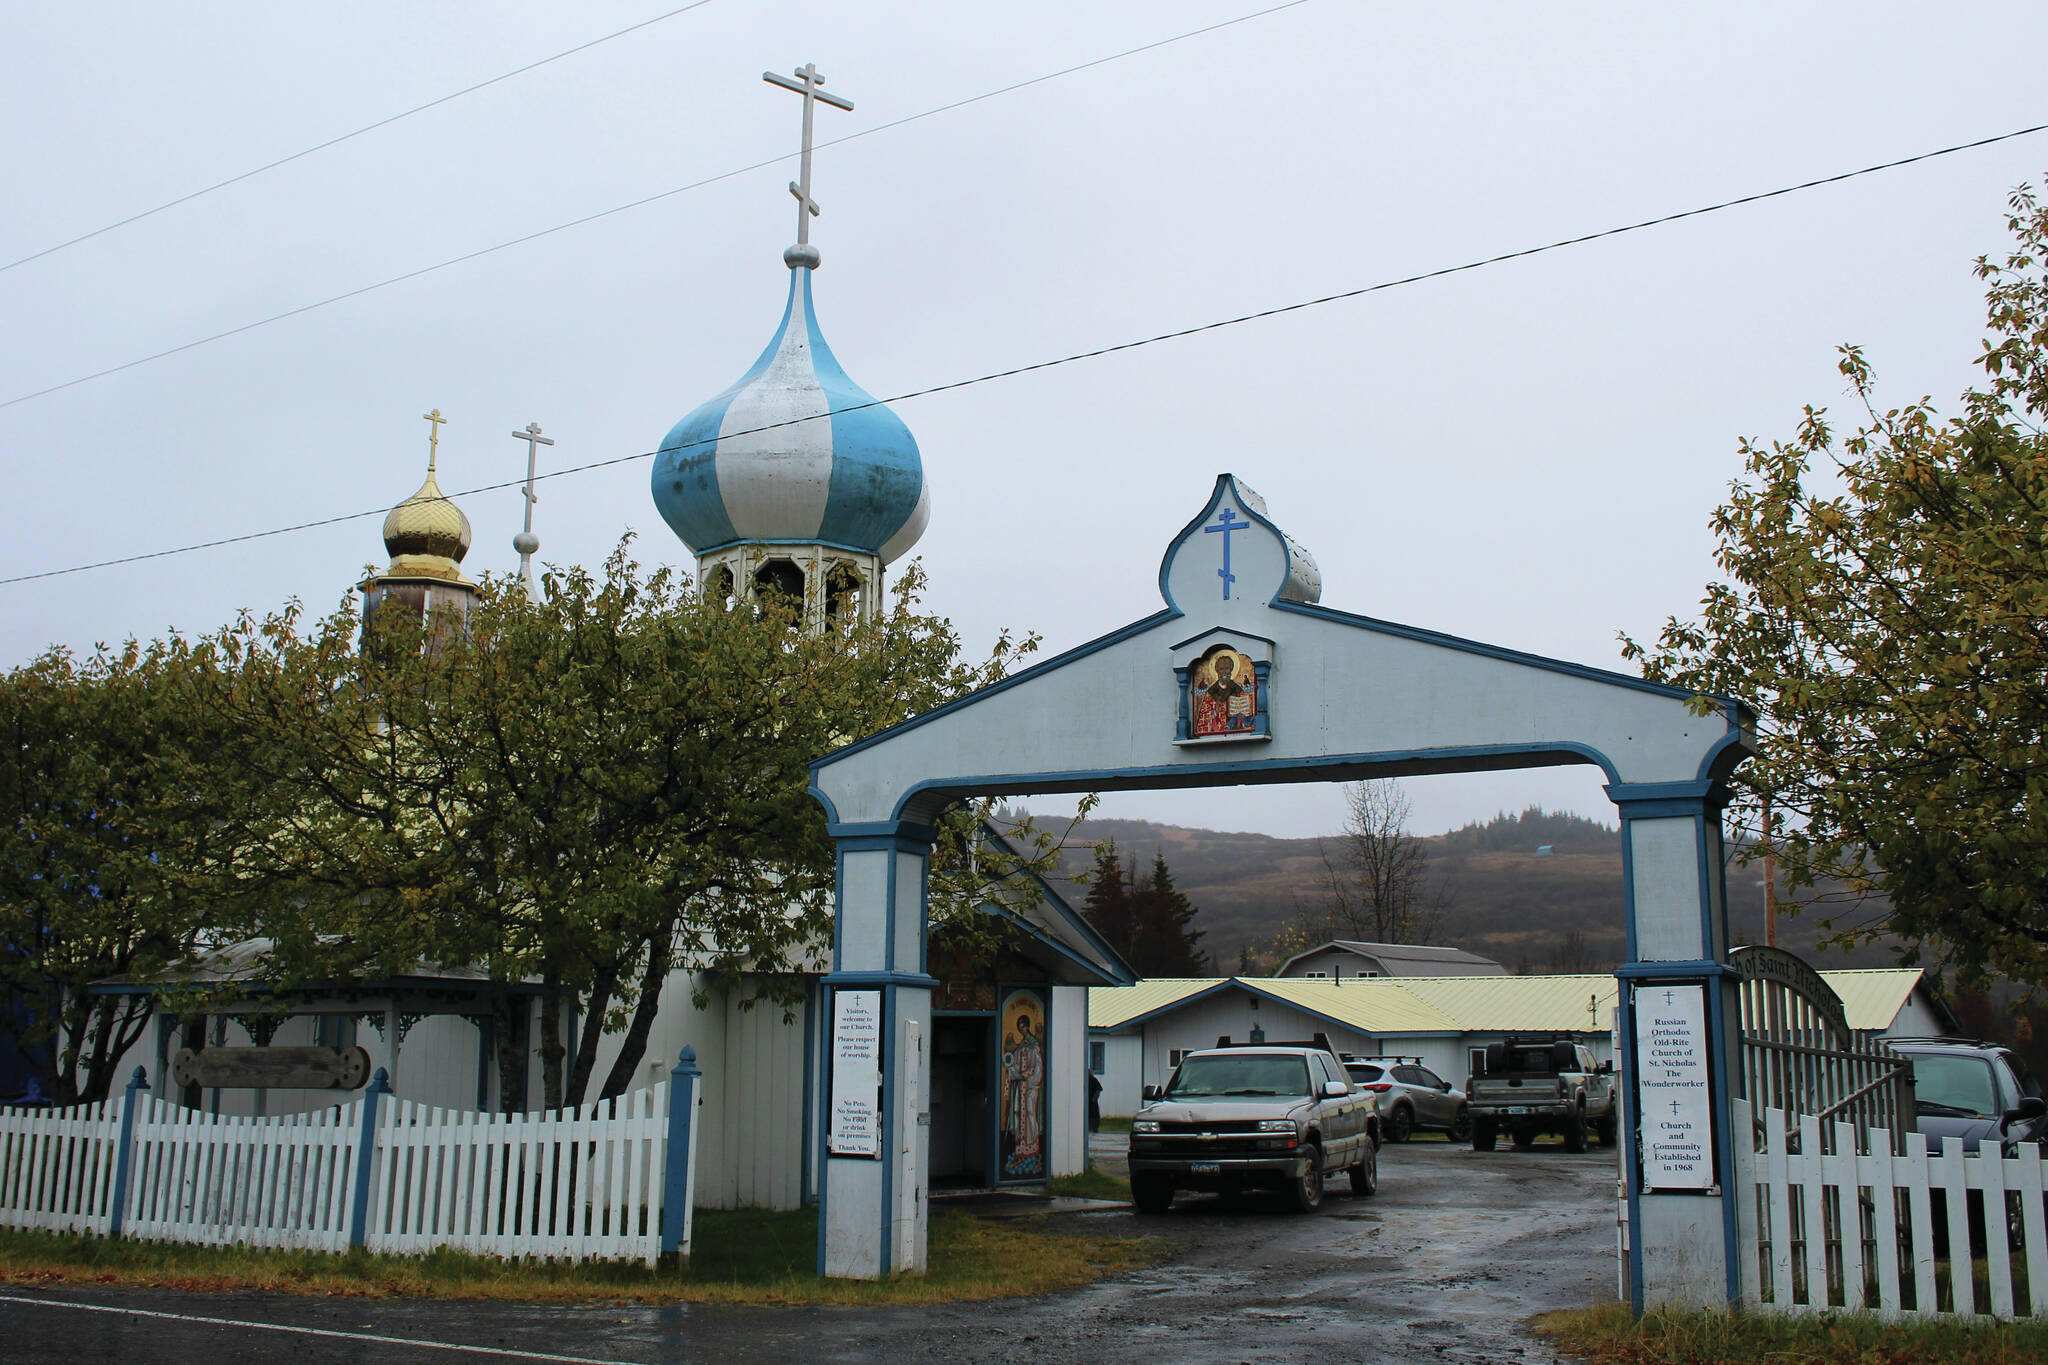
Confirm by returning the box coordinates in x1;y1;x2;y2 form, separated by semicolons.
651;259;929;564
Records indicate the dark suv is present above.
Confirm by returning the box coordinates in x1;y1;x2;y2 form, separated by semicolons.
1890;1037;2048;1153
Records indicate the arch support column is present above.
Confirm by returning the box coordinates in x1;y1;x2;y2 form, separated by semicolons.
817;821;937;1279
1608;781;1742;1312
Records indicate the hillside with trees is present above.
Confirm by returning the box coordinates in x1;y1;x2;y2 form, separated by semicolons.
1050;807;1906;976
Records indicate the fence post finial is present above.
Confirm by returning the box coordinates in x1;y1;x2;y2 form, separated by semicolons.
347;1067;391;1250
106;1066;151;1238
662;1047;702;1260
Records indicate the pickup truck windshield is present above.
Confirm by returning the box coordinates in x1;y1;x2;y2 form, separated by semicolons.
1167;1055;1311;1098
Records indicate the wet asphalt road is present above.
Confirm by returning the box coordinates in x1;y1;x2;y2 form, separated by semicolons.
0;1138;1621;1364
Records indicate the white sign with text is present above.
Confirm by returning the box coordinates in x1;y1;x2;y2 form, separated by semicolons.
1633;983;1714;1190
827;990;883;1159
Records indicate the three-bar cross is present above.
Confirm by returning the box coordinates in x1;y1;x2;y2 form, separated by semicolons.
763;62;854;248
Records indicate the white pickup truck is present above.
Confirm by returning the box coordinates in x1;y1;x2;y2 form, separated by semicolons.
1465;1038;1617;1153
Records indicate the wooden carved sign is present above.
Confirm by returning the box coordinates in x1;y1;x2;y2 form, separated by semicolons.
171;1044;373;1091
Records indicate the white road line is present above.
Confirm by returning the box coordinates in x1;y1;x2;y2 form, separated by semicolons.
0;1293;642;1365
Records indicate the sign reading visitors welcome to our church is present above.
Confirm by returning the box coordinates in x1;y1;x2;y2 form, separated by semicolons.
828;990;882;1159
1632;984;1714;1190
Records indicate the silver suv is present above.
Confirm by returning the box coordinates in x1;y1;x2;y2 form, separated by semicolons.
1128;1044;1379;1213
1344;1056;1472;1143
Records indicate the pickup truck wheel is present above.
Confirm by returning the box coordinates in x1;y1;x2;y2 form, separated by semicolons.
1386;1105;1414;1143
1563;1107;1588;1154
1448;1107;1474;1143
1594;1111;1618;1146
1291;1148;1325;1213
1471;1116;1497;1152
1131;1176;1175;1214
1348;1142;1378;1197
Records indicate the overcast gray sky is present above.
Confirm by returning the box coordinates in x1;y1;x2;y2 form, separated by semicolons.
4;1;2042;839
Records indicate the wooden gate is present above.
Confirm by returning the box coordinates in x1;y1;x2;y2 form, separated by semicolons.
1733;945;1912;1141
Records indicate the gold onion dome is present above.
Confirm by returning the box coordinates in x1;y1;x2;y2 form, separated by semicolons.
379;410;474;584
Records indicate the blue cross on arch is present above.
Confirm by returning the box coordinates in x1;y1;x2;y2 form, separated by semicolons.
1204;508;1247;599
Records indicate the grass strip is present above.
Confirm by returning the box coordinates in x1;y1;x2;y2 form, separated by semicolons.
0;1206;1159;1306
1048;1169;1131;1201
1537;1301;2048;1364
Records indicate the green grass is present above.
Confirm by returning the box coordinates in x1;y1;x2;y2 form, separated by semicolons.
1048;1169;1131;1201
0;1207;1160;1306
1537;1302;2048;1364
1092;1117;1133;1134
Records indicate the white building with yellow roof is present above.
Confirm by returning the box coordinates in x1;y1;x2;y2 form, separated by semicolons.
1089;968;1953;1120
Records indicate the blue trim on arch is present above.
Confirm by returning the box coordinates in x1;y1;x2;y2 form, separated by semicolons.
1271;598;1716;704
830;821;941;845
878;740;1623;826
809;607;1184;782
824;970;944;989
879;982;897;1276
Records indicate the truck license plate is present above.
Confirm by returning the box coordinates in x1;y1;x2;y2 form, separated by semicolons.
1191;1162;1221;1175
1505;1106;1530;1114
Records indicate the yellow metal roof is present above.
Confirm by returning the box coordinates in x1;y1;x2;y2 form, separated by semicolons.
1817;969;1925;1032
1393;975;1619;1034
1247;978;1463;1034
1089;978;1227;1029
1090;968;1927;1036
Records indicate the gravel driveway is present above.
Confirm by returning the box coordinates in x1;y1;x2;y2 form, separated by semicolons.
0;1138;1621;1364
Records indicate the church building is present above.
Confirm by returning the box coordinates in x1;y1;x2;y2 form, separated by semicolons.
105;63;1130;1211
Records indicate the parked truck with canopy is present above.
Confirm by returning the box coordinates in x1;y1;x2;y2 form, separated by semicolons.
1466;1037;1617;1152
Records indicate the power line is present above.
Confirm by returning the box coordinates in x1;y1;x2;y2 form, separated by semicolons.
0;2;717;276
7;121;2042;590
0;0;1316;414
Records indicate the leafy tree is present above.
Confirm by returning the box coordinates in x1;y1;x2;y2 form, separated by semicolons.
0;639;258;1102
1623;181;2048;991
1305;780;1448;945
190;543;1043;1109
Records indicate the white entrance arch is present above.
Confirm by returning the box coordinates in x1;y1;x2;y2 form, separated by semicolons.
810;475;1753;1310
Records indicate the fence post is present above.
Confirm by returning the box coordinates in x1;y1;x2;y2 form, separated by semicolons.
105;1066;149;1237
661;1047;700;1259
347;1067;390;1251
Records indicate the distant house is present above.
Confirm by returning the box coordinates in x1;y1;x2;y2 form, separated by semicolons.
1275;940;1505;980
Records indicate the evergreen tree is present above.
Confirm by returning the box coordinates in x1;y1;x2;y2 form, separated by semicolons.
1080;842;1134;964
1131;852;1207;976
1086;847;1207;977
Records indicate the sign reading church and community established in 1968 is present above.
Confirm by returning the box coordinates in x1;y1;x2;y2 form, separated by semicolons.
1632;984;1714;1190
827;990;882;1159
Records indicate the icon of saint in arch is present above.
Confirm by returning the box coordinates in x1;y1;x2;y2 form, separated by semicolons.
1192;645;1258;737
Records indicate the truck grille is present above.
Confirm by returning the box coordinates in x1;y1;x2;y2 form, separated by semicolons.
1159;1120;1262;1134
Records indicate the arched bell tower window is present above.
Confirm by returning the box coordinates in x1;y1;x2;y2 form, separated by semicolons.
754;558;806;608
706;563;736;608
825;561;862;625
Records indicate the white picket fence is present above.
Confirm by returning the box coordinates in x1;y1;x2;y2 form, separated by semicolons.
1734;1098;2048;1320
0;1096;122;1235
1;1064;695;1266
372;1090;672;1260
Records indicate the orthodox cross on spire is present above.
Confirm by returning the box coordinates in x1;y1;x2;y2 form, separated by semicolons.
510;422;554;604
763;62;854;257
422;408;447;472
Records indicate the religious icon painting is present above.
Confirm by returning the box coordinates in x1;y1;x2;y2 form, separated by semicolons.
1190;644;1259;738
997;988;1049;1182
